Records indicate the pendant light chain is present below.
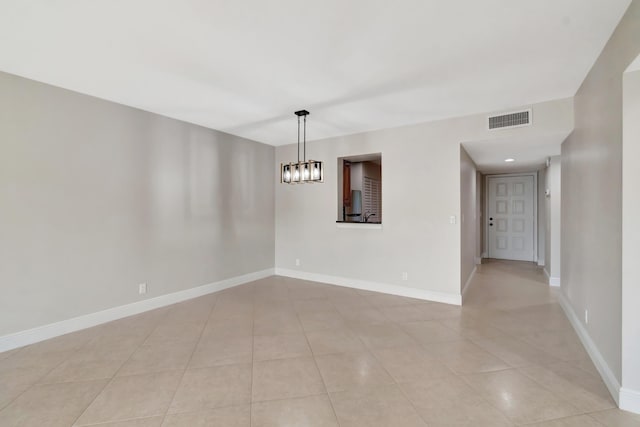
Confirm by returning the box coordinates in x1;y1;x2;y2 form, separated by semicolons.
303;114;307;162
297;114;301;163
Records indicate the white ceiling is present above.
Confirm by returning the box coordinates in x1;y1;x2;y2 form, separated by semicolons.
0;0;630;146
462;132;569;174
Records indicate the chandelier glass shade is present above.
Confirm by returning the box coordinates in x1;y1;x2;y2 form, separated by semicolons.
281;110;323;184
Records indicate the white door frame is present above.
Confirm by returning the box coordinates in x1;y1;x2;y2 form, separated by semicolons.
484;172;538;262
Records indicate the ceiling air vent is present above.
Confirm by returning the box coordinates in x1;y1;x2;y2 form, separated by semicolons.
488;109;532;130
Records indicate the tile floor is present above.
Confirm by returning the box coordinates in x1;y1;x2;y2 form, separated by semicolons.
1;259;639;426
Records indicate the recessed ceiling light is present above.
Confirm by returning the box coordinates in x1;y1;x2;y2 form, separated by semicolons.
504;158;515;163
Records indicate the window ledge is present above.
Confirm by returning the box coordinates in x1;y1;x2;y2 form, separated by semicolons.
336;222;383;230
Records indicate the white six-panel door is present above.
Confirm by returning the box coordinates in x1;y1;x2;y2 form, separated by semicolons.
487;175;535;261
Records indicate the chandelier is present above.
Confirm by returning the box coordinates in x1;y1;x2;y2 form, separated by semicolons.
280;110;323;184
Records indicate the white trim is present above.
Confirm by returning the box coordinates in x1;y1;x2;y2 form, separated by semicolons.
543;268;560;286
481;251;488;259
336;222;382;230
620;387;640;414
558;291;621;405
0;268;275;353
276;268;461;306
474;257;482;265
461;266;477;301
537;259;545;267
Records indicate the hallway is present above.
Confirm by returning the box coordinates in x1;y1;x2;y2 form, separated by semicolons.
0;261;639;426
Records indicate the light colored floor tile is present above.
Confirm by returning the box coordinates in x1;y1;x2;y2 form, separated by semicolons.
400;376;511;426
41;355;125;384
162;405;251;427
305;329;367;355
168;364;251;414
424;339;511;374
365;294;416;307
526;414;605;426
200;315;254;339
338;307;389;325
251;394;339;427
162;404;250;427
371;346;453;383
288;286;328;300
117;343;195;377
322;285;360;299
0;365;55;409
437;316;505;339
519;362;615;412
352;322;417;349
90;416;164;426
572;357;602;377
143;321;204;346
588;408;640;426
315;351;394;392
399;320;462;344
0;379;106;427
462;369;581;425
518;328;589;361
471;335;561;367
253;312;303;336
0;348;21;362
414;303;462;320
378;305;434;322
76;371;183;425
0;261;612;427
298;311;346;332
329;384;427;427
189;335;253;368
293;299;336;314
253;333;312;361
252;356;325;402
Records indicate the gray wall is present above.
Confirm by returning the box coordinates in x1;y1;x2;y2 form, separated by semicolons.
622;68;640;398
544;156;561;282
275;98;572;301
460;146;477;292
561;0;640;383
0;71;275;336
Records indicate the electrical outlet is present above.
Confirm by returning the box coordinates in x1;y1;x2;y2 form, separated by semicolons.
585;309;588;324
449;215;457;224
138;283;147;295
295;258;300;266
402;272;408;281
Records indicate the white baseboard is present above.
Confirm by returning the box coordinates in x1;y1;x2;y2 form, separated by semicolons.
558;292;621;405
462;266;477;301
620;387;640;414
0;268;275;353
275;268;461;306
538;259;545;267
481;252;488;258
543;268;560;286
474;257;482;265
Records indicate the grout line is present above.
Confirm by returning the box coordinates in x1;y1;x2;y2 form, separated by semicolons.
0;326;111;413
159;294;219;424
291;284;341;425
69;309;173;426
